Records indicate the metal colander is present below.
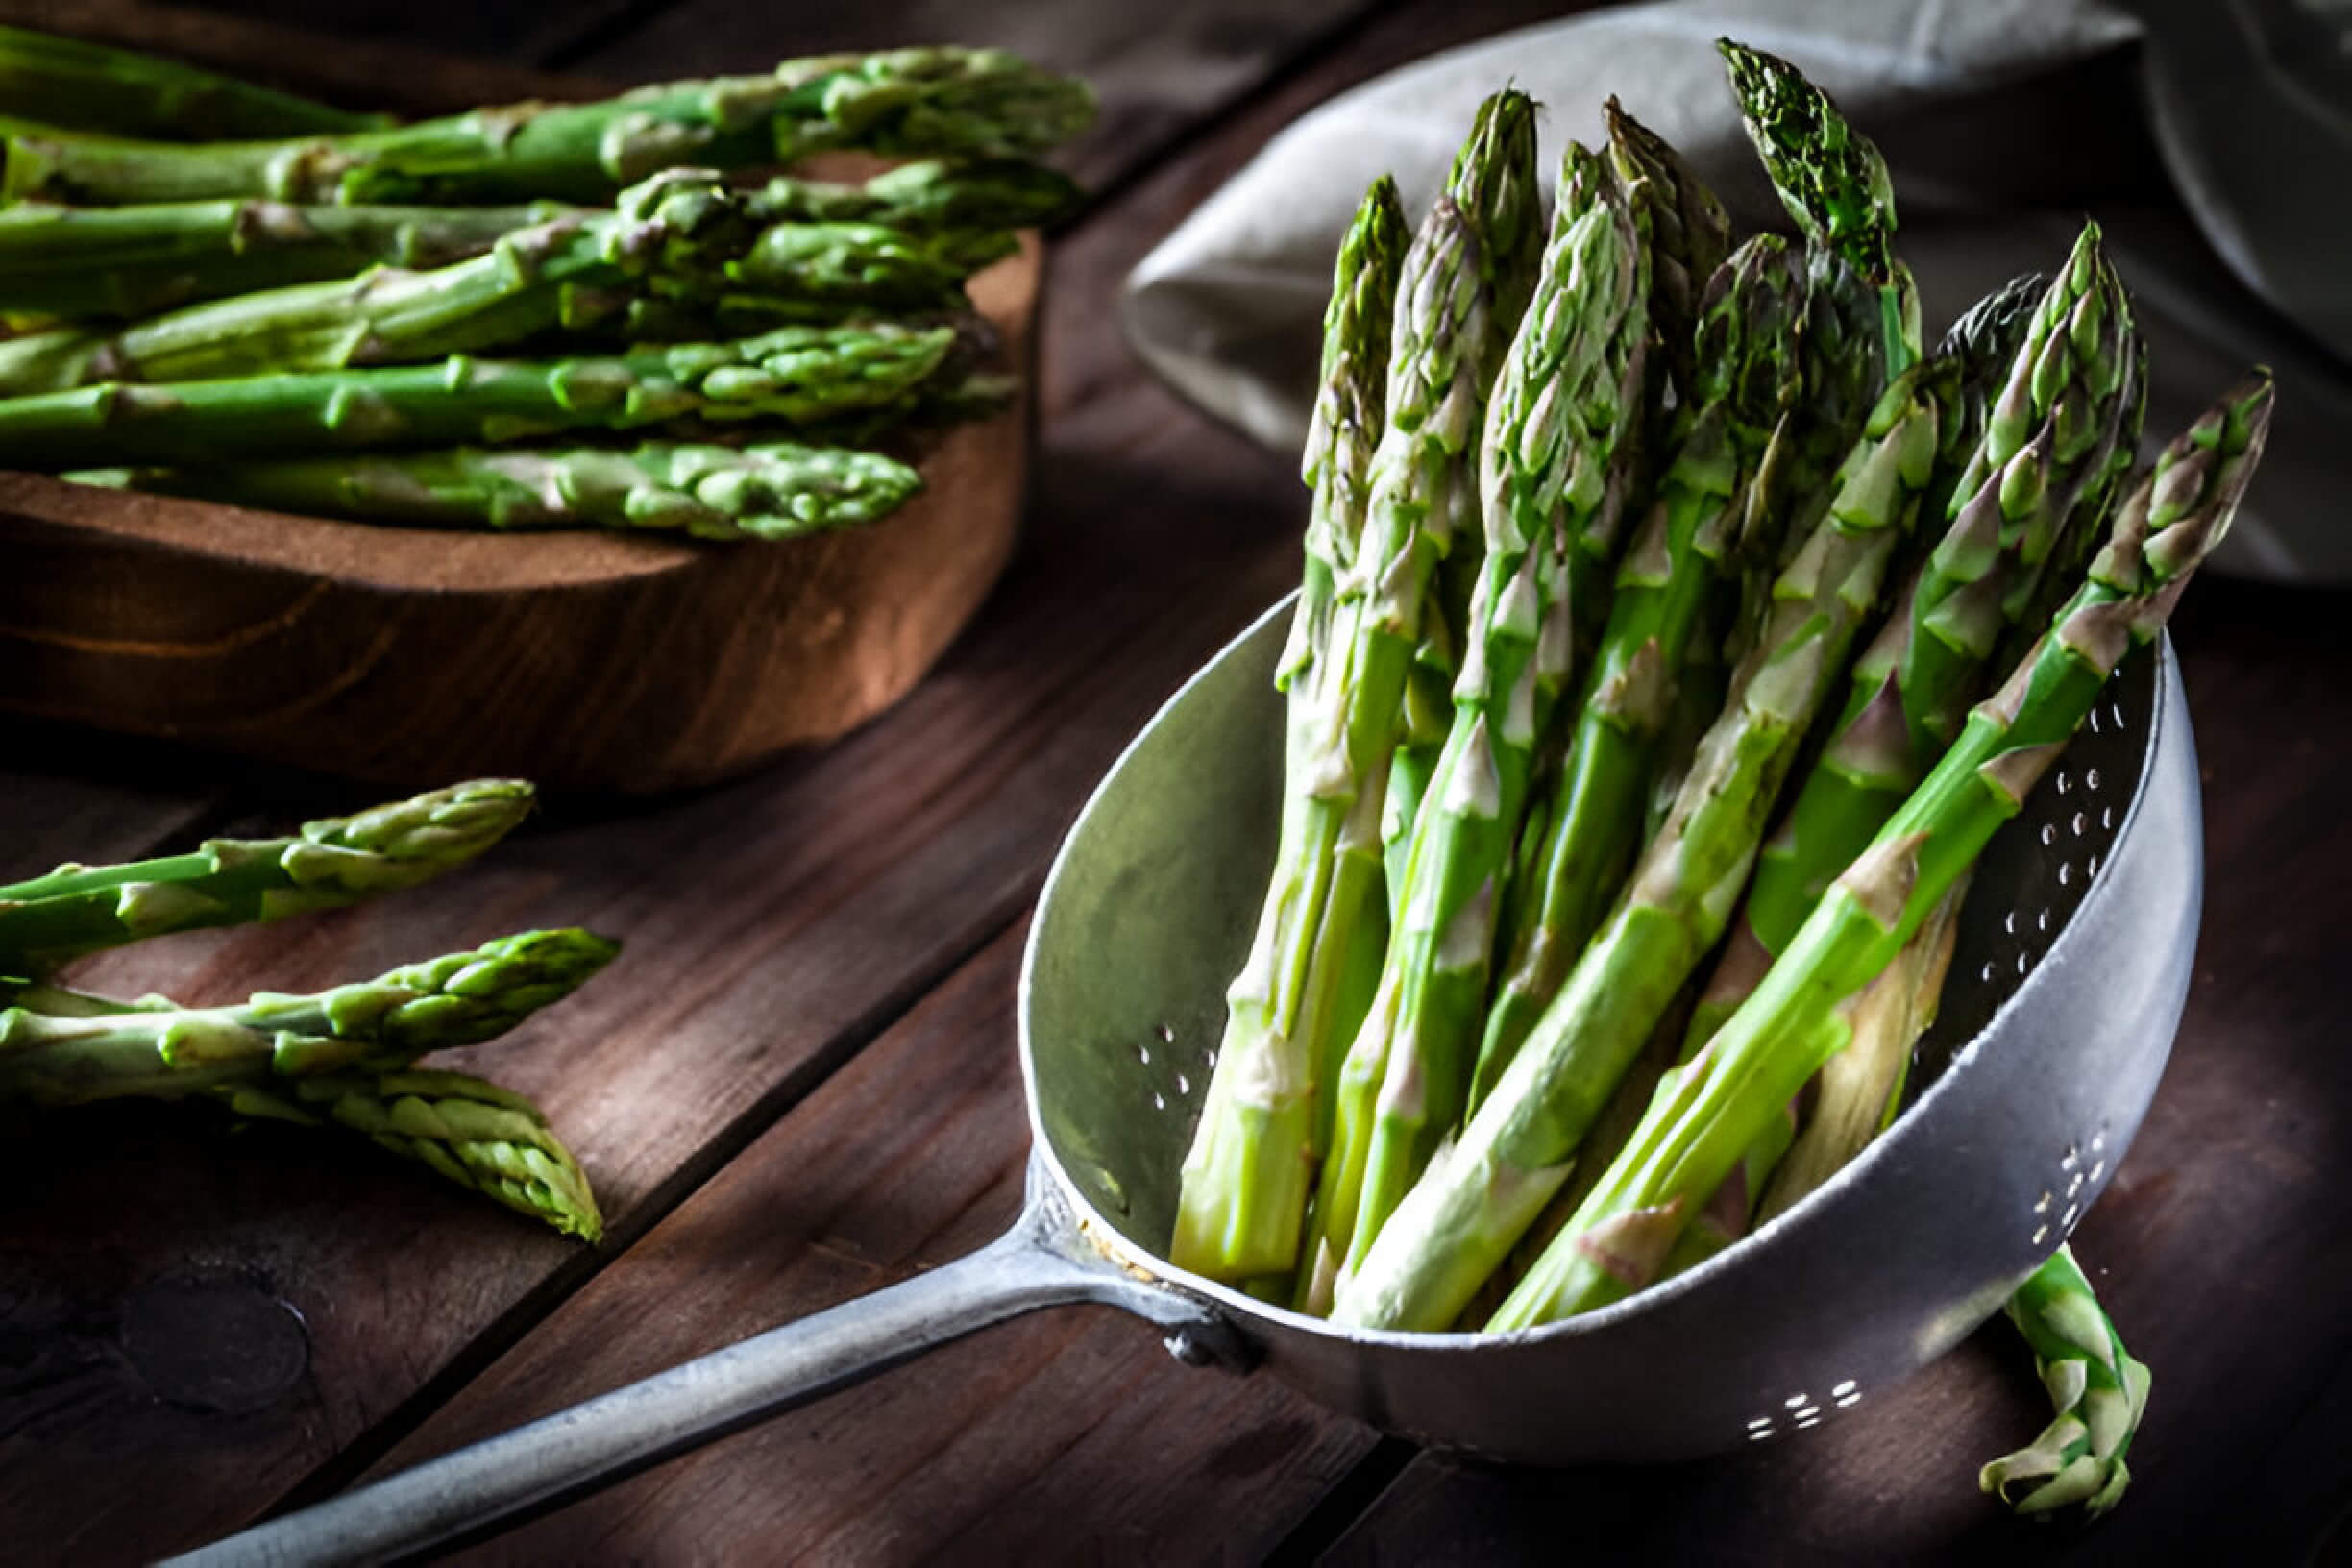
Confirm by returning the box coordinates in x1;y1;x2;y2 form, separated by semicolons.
179;595;2197;1563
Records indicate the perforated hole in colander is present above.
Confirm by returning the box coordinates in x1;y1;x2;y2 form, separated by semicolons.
1901;662;2151;1107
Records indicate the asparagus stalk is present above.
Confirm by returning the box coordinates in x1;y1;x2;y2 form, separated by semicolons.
218;1068;603;1241
1172;176;1409;1285
1390;90;1548;956
0;47;1094;206
1327;141;1652;1282
1603;97;1731;409
0;25;391;139
1687;229;2138;1051
1750;865;1970;1222
0;928;620;1104
1170;92;1534;1286
1473;235;1806;1109
0;168;766;395
84;437;924;541
12;981;604;1239
1919;271;2052;528
1719;39;1921;377
1486;371;2273;1328
0;156;1074;326
1334;360;1948;1333
0;323;958;467
1980;1244;2151;1518
0;199;559;322
0;779;532;975
1296;92;1547;1307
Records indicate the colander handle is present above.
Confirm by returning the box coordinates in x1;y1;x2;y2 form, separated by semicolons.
163;1164;1237;1567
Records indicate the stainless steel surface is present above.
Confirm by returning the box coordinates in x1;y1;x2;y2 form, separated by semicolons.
181;590;2197;1557
1023;596;2196;1462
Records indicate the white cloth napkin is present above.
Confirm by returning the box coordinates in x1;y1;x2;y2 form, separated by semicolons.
1120;0;2352;582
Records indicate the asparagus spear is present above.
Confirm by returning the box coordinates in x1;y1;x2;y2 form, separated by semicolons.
1326;141;1652;1282
1749;865;1970;1222
1920;271;2052;528
0;25;390;139
218;1068;603;1241
0;928;619;1104
1719;38;1921;377
0;47;1093;206
1334;360;1948;1332
0;168;767;396
1980;1244;2151;1518
83;437;924;541
1390;90;1547;962
11;981;604;1239
0;198;558;322
1291;93;1548;1306
0;323;959;467
1603;97;1731;408
0;779;532;975
1687;229;2138;1051
1171;94;1533;1286
747;157;1082;239
0;157;1073;325
1172;176;1409;1286
1473;235;1807;1109
1486;371;2273;1328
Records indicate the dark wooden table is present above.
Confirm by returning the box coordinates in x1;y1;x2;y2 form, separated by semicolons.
4;2;2350;1563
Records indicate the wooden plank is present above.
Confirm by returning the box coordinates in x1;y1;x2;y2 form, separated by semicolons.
558;0;1384;190
1304;580;2352;1563
356;924;1379;1563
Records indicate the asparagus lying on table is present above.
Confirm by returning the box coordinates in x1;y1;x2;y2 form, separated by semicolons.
1484;371;2273;1330
16;976;607;1241
0;323;961;467
1335;359;1949;1333
83;436;925;541
1322;140;1651;1286
0;928;620;1104
0;779;533;976
1;46;1095;206
0;23;391;139
220;1069;604;1241
1168;90;1537;1287
1981;1243;2151;1518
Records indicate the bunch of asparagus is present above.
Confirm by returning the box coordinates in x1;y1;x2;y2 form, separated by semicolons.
0;779;616;1240
1173;45;2274;1522
0;29;1092;539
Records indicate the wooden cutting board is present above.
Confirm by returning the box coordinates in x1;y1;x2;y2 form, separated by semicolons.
0;0;1040;794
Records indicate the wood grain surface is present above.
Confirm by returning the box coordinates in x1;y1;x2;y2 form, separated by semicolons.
373;925;1382;1565
2;1;2349;1565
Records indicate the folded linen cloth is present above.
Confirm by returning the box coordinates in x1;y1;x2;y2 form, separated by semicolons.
1121;0;2352;582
